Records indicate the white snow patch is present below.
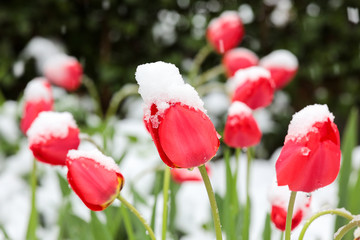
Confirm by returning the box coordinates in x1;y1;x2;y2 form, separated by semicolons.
67;149;121;173
347;7;359;24
27;111;78;144
208;11;240;28
259;49;298;70
227;66;272;91
285;104;334;143
43;54;78;84
24;77;52;102
228;101;252;116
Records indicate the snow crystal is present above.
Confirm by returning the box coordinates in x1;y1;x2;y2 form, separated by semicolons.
228;101;252;116
227;66;271;91
285;104;334;143
135;61;205;127
259;49;298;70
67;149;121;173
24;77;52;102
27;111;78;144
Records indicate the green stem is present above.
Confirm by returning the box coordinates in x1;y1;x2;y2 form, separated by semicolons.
117;195;156;240
188;44;213;84
196;81;227;97
0;88;5;106
162;167;171;240
82;75;103;118
193;64;225;88
198;164;223;240
334;218;360;240
299;209;354;240
26;159;38;240
80;133;104;153
242;148;252;240
280;231;284;240
121;205;136;240
284;191;297;240
105;84;139;120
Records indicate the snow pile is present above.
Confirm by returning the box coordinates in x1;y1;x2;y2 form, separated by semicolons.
260;49;298;70
228;101;252;116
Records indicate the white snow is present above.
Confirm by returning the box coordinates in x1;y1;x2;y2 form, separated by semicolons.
208;11;240;28
259;49;298;70
227;66;272;91
228;101;252;116
135;61;205;128
67;149;121;173
347;7;359;24
43;54;78;84
27;111;78;144
285;104;335;143
24;77;52;103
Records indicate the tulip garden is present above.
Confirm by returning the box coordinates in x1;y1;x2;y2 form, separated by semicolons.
1;1;360;240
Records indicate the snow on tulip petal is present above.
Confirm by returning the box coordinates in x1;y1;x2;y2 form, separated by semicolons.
227;66;275;109
27;111;80;165
259;49;298;89
206;11;244;53
171;164;211;183
268;184;311;231
276;104;341;192
66;149;124;211
20;77;53;134
43;54;83;91
135;62;220;168
224;101;262;148
223;48;259;77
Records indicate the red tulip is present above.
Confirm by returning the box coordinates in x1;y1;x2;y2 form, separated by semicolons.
259;50;298;89
269;184;311;231
276;104;341;192
43;54;83;91
136;62;220;168
20;78;53;134
27;111;80;165
224;101;261;148
227;66;275;109
223;48;259;77
206;11;244;53
171;164;211;183
66;149;124;211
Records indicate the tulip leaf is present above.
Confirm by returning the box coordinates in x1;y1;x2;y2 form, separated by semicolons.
57;172;71;197
104;206;123;238
90;211;113;240
150;170;163;231
26;159;38;240
0;224;10;240
262;213;272;240
335;108;358;231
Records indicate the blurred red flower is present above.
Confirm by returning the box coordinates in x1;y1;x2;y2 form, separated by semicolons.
223;48;258;77
171;164;211;183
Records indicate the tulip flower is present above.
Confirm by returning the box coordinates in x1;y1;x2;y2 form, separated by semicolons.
223;48;259;77
206;11;244;53
171;164;211;183
27;111;80;165
259;50;298;89
224;101;262;148
276;104;341;192
227;66;275;109
66;149;124;211
268;184;311;231
43;54;83;91
135;61;220;168
20;78;53;134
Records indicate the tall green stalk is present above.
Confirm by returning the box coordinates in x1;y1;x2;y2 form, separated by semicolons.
162;167;171;240
26;159;38;240
242;148;252;240
284;191;297;240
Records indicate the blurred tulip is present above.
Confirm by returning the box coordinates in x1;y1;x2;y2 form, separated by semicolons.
223;48;258;77
171;164;211;183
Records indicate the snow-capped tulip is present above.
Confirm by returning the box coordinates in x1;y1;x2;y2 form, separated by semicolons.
276;104;341;192
224;101;261;148
268;184;311;231
171;164;211;183
20;78;53;134
43;54;83;91
66;149;124;211
27;111;80;165
136;62;220;168
223;48;259;77
227;66;275;109
206;11;244;53
259;50;298;89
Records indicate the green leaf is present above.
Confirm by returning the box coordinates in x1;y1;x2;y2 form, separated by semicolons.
90;211;113;240
262;213;272;240
26;159;38;240
57;172;71;197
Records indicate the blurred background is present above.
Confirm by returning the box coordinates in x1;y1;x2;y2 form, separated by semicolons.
1;0;360;157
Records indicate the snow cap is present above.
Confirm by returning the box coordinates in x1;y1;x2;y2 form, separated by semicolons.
228;101;252;117
44;54;78;81
228;66;272;90
27;111;78;144
260;49;298;70
24;77;52;103
285;104;334;143
67;149;121;173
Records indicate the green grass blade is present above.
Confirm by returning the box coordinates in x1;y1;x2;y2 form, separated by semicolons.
90;211;113;240
26;159;38;240
262;213;272;240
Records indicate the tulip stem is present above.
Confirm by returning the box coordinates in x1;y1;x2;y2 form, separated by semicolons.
105;84;139;120
117;195;156;240
242;148;252;240
198;164;223;240
194;64;225;88
121;205;136;240
188;44;213;84
162;167;171;240
334;217;360;240
82;75;103;118
298;208;354;240
284;191;297;240
80;133;104;153
26;158;38;240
